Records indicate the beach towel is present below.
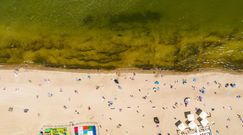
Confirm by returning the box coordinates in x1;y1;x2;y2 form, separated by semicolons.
74;125;96;135
41;127;70;135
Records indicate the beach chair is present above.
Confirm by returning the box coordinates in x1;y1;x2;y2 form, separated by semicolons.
196;109;208;119
184;111;191;118
187;114;195;122
196;108;203;115
188;121;197;130
175;120;186;132
199;111;208;119
200;118;209;127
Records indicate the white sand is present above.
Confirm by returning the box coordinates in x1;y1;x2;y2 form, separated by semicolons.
0;69;242;135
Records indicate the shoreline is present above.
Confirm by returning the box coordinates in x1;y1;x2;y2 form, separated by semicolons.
0;64;243;75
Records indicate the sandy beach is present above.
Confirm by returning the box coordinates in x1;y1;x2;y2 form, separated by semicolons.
0;69;242;135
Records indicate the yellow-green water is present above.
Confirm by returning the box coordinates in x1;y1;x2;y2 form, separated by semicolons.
0;0;243;70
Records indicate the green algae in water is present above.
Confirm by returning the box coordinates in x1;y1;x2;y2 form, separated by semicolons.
0;0;243;71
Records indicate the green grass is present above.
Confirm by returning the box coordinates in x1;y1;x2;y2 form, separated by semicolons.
0;0;243;71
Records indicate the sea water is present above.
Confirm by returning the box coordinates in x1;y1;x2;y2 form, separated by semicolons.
0;0;242;70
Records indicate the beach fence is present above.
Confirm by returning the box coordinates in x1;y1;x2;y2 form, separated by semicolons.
40;122;99;135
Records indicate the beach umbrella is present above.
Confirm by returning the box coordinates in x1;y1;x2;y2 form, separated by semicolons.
184;97;190;107
178;123;186;131
187;114;195;122
154;81;160;85
153;87;160;91
199;111;208;119
200;119;209;127
188;121;197;129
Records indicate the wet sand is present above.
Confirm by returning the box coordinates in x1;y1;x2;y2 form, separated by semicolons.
0;69;242;135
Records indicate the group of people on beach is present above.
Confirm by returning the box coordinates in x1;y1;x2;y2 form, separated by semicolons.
5;69;242;135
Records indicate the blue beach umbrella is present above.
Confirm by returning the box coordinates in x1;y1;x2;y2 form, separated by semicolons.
154;81;160;85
